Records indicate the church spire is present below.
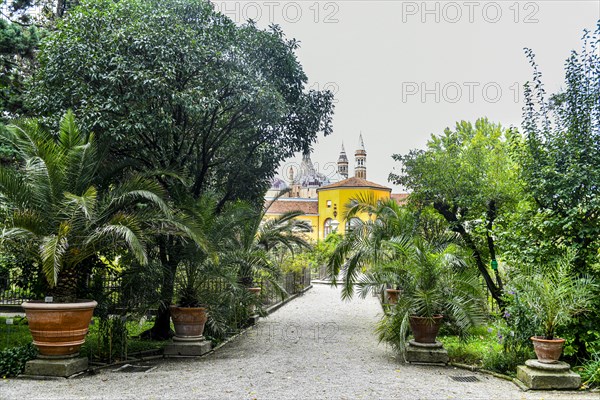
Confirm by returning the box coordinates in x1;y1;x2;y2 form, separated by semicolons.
337;142;348;179
355;133;366;179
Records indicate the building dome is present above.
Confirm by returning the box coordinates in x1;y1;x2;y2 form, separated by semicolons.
296;152;331;188
269;177;288;190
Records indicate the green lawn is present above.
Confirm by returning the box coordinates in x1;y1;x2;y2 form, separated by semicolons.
0;316;169;360
0;316;32;351
438;326;503;369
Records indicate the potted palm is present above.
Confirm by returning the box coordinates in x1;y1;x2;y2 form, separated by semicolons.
357;237;486;350
170;262;209;340
0;112;169;358
511;255;597;364
328;197;485;351
167;196;241;343
228;203;312;313
385;287;402;305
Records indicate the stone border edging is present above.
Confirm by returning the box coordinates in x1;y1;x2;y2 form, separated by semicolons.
194;284;314;356
44;285;315;378
265;284;313;314
450;362;595;394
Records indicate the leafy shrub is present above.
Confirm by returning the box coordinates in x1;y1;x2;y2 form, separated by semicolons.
479;320;533;375
94;316;128;363
577;353;600;389
441;329;502;367
0;343;37;378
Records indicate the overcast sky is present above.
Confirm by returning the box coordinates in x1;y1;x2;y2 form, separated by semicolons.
216;1;599;191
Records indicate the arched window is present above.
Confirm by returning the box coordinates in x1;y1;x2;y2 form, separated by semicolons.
324;218;333;237
345;217;361;233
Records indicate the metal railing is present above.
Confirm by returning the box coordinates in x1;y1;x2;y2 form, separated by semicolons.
259;267;311;307
0;269;41;307
1;267;312;311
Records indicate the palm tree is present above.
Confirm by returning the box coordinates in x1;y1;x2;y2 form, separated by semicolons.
370;237;486;351
227;198;312;290
327;195;485;351
328;195;418;299
0;111;171;302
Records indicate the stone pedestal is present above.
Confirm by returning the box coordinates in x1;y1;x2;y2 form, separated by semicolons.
23;355;88;377
247;314;260;325
516;360;581;390
164;336;212;357
405;340;449;365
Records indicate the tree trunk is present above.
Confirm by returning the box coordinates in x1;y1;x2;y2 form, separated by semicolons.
486;200;504;294
146;239;179;340
50;266;79;303
433;201;505;312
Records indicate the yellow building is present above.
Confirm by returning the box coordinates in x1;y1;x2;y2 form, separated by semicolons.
316;177;392;240
265;135;407;241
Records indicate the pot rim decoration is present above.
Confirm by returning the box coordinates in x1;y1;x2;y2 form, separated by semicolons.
22;299;98;309
409;314;444;322
530;335;566;343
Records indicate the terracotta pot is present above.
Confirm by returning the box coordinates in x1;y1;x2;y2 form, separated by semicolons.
22;300;97;357
409;315;443;343
385;289;402;305
531;336;565;364
247;287;261;295
170;306;208;338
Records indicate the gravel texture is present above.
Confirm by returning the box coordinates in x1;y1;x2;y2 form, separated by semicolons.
1;284;596;400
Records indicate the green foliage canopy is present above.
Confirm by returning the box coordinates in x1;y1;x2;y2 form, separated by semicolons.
511;23;600;273
389;118;522;310
28;0;334;205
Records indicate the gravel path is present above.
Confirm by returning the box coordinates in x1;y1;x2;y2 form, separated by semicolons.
1;284;596;400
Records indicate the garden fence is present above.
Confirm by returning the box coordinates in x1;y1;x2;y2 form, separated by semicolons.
0;268;40;308
0;266;312;312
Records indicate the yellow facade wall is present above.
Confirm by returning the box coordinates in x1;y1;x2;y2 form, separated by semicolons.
316;187;391;240
263;213;320;242
298;215;320;242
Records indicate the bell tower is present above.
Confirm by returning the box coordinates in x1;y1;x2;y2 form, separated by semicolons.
355;134;366;179
337;143;349;179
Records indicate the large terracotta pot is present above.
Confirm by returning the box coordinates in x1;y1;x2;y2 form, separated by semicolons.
531;336;565;364
385;289;402;305
409;315;443;343
22;300;97;357
170;306;208;338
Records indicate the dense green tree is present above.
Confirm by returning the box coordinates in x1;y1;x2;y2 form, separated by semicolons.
501;22;600;360
28;0;333;206
0;19;40;121
1;0;70;23
389;118;522;310
512;23;599;274
26;0;333;337
0;14;46;165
